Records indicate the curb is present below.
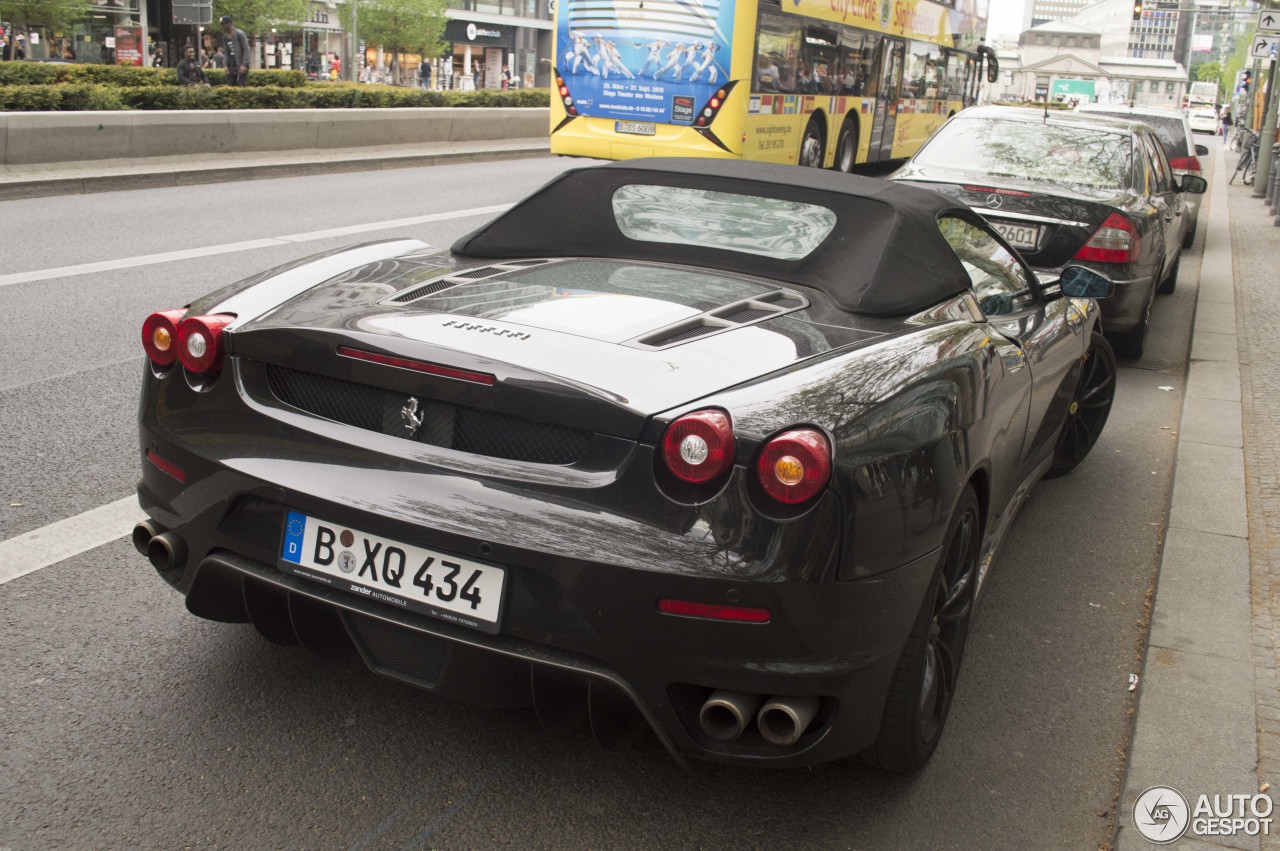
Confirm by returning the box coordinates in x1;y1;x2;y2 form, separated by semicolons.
1113;143;1260;850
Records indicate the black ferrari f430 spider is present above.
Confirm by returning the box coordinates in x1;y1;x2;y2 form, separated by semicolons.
134;159;1117;772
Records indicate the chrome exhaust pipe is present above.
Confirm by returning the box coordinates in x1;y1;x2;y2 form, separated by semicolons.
147;531;187;572
132;519;164;556
757;696;819;746
698;690;762;742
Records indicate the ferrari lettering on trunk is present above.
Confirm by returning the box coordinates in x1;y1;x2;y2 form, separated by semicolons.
441;320;531;340
280;511;506;633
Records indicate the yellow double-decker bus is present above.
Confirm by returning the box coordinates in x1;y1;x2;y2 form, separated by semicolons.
549;0;996;169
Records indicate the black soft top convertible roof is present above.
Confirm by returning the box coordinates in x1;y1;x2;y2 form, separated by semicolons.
451;158;974;317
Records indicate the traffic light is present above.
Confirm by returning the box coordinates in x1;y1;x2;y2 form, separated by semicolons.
1132;0;1143;19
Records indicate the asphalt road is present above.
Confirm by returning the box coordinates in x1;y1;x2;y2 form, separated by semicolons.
0;152;1208;849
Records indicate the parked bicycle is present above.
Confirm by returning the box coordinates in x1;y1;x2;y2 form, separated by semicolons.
1230;128;1258;185
1229;123;1249;153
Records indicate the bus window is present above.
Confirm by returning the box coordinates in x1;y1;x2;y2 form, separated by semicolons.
838;34;865;94
859;32;883;98
757;9;801;93
875;40;903;102
801;27;839;94
903;42;940;98
942;50;966;100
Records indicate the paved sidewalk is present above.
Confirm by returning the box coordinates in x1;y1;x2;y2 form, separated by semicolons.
1115;144;1279;849
0;136;550;200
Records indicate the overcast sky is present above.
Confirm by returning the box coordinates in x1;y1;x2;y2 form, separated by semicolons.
988;0;1029;40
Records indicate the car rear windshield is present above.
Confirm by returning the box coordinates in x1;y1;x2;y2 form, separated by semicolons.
1082;111;1188;158
915;118;1133;190
611;185;837;261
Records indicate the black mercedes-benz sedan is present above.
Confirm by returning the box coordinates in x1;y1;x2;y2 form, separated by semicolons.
892;105;1206;359
134;159;1119;773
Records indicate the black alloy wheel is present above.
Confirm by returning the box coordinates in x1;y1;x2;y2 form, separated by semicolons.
1047;333;1117;478
863;487;981;774
799;119;825;168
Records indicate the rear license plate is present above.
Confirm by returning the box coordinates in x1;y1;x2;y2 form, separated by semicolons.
990;221;1042;251
279;511;505;634
615;120;656;136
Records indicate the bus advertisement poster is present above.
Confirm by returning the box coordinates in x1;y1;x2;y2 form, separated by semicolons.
556;0;735;124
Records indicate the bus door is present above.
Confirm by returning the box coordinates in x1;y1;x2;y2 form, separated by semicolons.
867;39;904;162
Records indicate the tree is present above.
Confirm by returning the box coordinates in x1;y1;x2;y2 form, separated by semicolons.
1195;60;1224;100
347;0;448;84
212;0;309;40
3;0;83;60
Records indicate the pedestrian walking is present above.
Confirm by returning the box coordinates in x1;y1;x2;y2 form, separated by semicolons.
473;64;482;90
1221;105;1233;141
219;15;250;86
420;58;432;90
176;46;208;86
501;65;511;89
209;46;226;69
150;43;167;68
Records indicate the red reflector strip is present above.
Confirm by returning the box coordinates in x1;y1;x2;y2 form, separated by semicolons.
962;185;1032;197
337;346;496;386
146;449;187;483
658;598;771;623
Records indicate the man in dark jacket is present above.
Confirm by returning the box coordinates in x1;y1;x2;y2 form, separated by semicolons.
220;15;250;86
177;46;208;85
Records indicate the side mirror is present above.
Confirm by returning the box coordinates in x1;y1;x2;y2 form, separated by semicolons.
1195;144;1209;156
1178;174;1208;194
1060;265;1115;300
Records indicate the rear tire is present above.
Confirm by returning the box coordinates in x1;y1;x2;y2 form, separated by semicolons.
1046;333;1116;478
1181;216;1197;249
835;118;858;173
1158;256;1179;295
1111;287;1151;359
799;118;825;168
862;487;980;774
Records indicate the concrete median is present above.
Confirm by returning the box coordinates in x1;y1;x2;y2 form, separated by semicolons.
0;107;550;166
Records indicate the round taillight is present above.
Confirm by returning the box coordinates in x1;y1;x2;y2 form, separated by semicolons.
696;117;706;126
176;314;233;374
559;85;568;96
757;428;832;504
716;89;726;99
662;410;735;483
142;309;186;366
710;97;720;108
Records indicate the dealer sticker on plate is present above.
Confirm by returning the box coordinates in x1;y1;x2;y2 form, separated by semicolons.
279;511;505;634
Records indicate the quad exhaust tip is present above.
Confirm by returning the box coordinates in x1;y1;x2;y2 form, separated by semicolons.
145;530;187;572
698;690;763;741
756;695;820;746
132;520;164;556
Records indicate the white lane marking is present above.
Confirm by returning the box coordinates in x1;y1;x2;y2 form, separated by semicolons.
0;497;141;586
0;204;512;289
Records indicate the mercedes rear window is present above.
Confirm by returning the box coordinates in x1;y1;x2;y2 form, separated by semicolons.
611;185;837;260
1083;111;1188;158
915;118;1133;190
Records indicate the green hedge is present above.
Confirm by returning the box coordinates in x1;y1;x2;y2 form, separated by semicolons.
0;62;306;88
0;79;550;110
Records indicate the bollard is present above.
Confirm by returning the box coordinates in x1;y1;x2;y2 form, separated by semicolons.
1270;145;1280;210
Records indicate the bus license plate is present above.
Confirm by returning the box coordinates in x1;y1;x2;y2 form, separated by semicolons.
615;121;657;136
991;222;1042;251
279;511;505;634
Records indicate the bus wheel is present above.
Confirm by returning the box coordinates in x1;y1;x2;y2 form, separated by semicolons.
799;119;825;168
835;118;858;173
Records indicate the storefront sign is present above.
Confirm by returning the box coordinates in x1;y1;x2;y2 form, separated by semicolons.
467;22;503;40
447;20;509;45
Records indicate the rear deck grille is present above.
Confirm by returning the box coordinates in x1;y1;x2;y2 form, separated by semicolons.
264;364;592;465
